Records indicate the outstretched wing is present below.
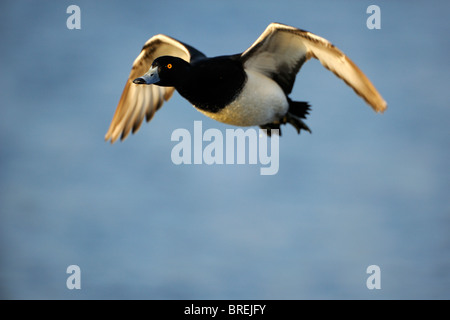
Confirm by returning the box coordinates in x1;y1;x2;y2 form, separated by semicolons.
241;22;387;113
105;34;206;143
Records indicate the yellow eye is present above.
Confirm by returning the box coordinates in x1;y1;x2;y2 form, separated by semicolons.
167;63;172;69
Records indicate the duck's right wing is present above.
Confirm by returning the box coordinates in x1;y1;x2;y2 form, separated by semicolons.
105;34;206;143
241;23;387;113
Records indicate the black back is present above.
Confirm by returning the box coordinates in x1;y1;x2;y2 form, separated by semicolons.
176;55;247;113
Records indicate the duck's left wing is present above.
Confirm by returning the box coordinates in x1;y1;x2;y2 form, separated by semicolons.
105;34;206;143
241;23;387;113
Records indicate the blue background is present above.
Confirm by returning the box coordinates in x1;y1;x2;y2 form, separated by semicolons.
0;0;449;299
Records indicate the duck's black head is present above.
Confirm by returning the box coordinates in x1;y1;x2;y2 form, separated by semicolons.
133;56;189;87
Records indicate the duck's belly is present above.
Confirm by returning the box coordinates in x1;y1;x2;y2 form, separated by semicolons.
195;70;289;126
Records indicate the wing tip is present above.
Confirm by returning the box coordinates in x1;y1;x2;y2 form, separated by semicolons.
364;97;386;114
104;132;118;144
377;101;388;113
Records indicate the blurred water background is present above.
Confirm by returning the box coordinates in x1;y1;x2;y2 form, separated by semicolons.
0;0;449;299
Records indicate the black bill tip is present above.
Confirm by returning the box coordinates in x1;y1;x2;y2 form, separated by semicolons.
133;77;146;84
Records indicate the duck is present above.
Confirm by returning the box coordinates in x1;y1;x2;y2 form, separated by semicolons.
105;22;387;143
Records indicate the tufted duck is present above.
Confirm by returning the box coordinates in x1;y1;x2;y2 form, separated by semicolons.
105;23;387;143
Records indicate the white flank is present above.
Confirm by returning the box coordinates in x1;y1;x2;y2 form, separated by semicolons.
196;69;288;126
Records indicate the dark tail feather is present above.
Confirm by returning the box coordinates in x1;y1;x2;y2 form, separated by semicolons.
288;98;310;119
259;100;312;136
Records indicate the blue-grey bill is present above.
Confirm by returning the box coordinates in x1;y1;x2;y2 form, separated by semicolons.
133;66;159;84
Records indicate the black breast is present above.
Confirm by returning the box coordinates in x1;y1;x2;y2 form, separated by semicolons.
176;55;247;113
